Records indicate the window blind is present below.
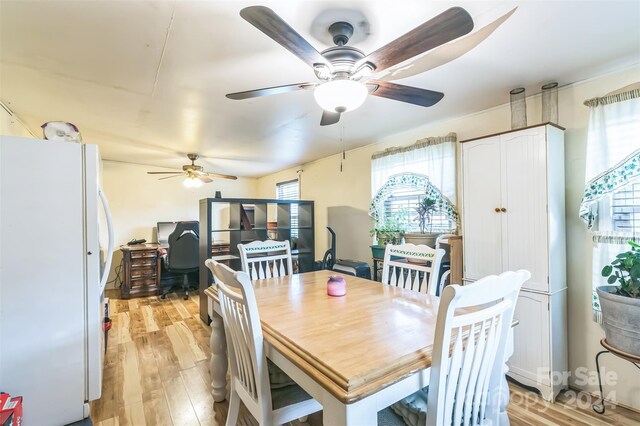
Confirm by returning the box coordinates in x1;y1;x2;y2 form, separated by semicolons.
612;180;640;235
383;184;454;233
276;180;299;237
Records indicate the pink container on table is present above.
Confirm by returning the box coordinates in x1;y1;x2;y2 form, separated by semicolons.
327;275;346;297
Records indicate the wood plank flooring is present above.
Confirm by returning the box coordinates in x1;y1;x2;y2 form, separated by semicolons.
91;290;640;425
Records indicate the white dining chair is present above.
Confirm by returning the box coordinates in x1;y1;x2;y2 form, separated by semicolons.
434;234;457;295
381;243;445;295
238;240;293;280
204;259;322;426
381;270;530;426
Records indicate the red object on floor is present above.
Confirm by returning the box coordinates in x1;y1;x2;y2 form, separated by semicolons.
0;393;22;426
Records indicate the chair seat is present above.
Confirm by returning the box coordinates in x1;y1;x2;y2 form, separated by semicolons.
387;386;429;426
271;381;314;410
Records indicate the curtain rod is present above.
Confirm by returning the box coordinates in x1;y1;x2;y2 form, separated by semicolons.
371;132;457;160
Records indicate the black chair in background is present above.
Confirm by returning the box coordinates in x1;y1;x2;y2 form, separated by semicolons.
162;221;200;300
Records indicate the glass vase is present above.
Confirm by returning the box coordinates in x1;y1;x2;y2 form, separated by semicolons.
541;82;558;124
510;88;527;129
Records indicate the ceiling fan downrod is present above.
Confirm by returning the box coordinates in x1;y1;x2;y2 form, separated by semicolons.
328;22;354;46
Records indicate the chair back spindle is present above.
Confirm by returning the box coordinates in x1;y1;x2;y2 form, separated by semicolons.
381;243;445;295
238;240;293;280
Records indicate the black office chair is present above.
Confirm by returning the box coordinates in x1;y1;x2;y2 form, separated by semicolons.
162;221;200;300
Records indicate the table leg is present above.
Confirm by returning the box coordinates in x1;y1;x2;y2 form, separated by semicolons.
322;397;377;426
209;310;228;402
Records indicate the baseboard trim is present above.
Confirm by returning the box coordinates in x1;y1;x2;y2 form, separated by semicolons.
567;385;640;415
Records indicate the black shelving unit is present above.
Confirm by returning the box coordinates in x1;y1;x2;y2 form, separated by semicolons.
198;197;315;322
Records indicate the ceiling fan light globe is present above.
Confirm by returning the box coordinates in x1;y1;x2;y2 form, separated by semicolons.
314;80;367;113
183;177;203;188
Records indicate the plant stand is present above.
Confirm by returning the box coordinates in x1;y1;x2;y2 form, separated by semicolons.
592;338;640;414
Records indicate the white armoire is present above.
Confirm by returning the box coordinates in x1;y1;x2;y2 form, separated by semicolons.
461;123;567;401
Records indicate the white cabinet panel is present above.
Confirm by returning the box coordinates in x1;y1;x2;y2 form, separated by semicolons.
462;136;502;280
508;291;550;386
502;129;549;292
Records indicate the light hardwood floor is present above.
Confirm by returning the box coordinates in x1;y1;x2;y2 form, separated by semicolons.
91;290;640;426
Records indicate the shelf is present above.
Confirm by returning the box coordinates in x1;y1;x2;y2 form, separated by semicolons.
199;197;315;322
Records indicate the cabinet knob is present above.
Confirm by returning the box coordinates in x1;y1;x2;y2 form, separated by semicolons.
501;207;507;212
495;208;501;213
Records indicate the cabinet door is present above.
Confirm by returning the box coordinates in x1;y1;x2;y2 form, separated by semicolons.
462;136;503;280
501;128;549;292
508;291;551;387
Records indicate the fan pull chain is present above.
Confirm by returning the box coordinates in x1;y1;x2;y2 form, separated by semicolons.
340;124;345;172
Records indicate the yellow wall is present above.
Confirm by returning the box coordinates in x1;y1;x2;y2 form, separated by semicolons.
101;160;259;285
257;65;640;408
0;102;33;137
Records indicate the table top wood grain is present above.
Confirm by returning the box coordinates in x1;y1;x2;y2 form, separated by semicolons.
206;269;443;403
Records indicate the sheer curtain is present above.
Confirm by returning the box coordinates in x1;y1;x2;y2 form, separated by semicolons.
371;133;457;202
580;85;640;322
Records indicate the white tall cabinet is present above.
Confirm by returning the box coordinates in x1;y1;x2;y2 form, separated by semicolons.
461;124;567;401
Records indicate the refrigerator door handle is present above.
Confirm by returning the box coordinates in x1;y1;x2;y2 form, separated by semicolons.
98;186;114;292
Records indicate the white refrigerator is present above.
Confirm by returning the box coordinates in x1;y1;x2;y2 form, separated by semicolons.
0;136;114;425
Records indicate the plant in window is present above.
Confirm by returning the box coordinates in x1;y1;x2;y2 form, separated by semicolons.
596;240;640;356
415;196;438;233
403;195;442;247
370;213;407;246
601;241;640;298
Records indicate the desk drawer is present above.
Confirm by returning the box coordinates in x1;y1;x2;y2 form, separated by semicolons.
131;258;157;268
130;277;158;289
130;250;157;259
130;268;156;279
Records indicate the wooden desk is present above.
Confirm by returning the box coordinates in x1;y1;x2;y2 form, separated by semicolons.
205;270;514;425
120;241;233;299
120;244;161;299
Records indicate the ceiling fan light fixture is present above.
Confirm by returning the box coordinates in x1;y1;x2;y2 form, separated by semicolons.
314;79;367;113
183;176;203;188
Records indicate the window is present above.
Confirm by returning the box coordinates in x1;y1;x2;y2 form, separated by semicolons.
612;180;640;235
276;179;299;237
370;134;459;234
383;184;455;233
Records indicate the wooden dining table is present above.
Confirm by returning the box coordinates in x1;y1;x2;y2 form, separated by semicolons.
204;270;514;425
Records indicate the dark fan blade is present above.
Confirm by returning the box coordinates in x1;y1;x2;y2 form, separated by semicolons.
320;110;341;126
240;6;330;68
367;81;444;107
358;7;473;73
380;8;517;82
159;174;183;180
147;171;182;174
205;173;238;180
226;82;316;100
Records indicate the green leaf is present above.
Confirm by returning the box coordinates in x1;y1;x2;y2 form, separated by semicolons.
616;252;628;258
628;241;640;248
602;265;613;276
607;275;618;284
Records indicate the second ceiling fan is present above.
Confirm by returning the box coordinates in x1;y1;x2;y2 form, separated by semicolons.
226;5;474;126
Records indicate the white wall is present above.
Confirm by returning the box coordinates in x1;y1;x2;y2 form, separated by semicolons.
101;160;259;285
258;65;640;409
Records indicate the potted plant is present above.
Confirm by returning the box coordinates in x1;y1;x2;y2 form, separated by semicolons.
598;240;640;356
370;214;406;258
402;196;441;248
